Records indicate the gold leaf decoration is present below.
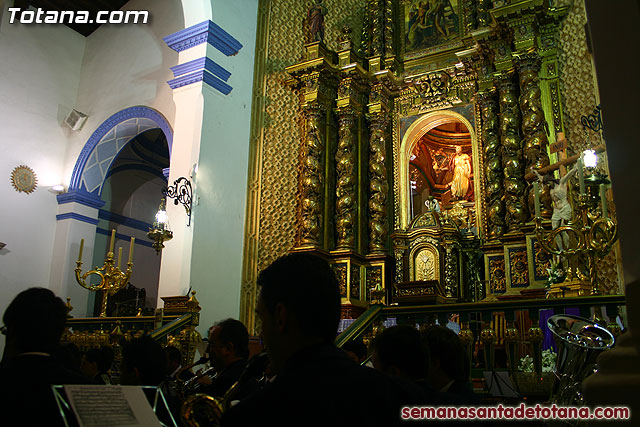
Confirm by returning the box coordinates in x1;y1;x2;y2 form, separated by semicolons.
10;165;37;194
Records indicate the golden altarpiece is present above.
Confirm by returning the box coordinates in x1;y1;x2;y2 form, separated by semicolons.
240;0;624;332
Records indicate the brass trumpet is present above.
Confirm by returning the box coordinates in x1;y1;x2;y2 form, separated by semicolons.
181;352;269;427
183;366;218;392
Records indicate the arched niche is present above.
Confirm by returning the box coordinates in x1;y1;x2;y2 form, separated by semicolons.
410;242;441;283
398;110;481;231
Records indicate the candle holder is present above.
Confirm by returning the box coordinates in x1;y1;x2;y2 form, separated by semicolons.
75;230;135;317
534;195;617;296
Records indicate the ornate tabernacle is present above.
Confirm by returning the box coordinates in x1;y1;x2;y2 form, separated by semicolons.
242;0;625;331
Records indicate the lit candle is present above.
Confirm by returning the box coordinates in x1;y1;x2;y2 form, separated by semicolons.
600;184;608;219
128;237;135;264
78;238;84;262
533;181;541;218
117;247;123;269
109;229;116;253
577;158;585;195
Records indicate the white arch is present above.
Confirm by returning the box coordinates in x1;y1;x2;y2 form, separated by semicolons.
182;0;213;27
399;110;480;230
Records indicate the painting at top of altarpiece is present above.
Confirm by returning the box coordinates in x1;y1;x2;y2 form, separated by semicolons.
403;0;463;59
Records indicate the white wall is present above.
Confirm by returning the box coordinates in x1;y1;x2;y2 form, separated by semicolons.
61;0;183;184
190;0;259;333
0;5;86;355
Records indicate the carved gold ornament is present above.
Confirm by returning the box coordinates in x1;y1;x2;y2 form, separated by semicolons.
10;165;37;194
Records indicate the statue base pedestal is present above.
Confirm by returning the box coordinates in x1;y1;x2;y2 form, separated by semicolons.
546;280;592;298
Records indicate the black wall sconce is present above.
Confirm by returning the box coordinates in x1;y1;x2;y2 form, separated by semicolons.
164;177;193;226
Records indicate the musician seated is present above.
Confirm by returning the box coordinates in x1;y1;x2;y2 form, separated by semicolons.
120;336;168;386
165;345;194;382
421;325;478;404
372;325;443;403
81;346;114;384
200;318;257;401
0;288;88;426
222;253;425;427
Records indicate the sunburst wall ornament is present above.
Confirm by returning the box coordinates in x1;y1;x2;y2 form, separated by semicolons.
10;165;38;194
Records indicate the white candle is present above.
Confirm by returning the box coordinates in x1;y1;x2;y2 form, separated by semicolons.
577;158;585;195
600;184;608;219
109;229;116;253
117;247;123;269
78;238;84;262
128;237;135;264
533;181;541;218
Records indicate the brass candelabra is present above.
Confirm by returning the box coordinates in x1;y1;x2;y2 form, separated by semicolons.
534;194;617;296
75;229;135;317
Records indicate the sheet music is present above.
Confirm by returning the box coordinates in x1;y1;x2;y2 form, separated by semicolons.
64;385;160;427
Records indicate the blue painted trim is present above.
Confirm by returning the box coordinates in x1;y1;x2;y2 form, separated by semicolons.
202;71;233;95
105;164;168;182
96;228;154;248
98;210;153;232
56;212;100;225
69;106;173;192
56;191;106;209
163;20;242;56
167;70;232;95
170;57;231;82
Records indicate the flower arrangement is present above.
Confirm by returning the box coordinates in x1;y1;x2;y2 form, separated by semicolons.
518;349;557;373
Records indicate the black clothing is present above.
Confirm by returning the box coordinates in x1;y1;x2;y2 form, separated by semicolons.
0;353;88;427
201;359;246;398
222;344;426;427
447;379;479;404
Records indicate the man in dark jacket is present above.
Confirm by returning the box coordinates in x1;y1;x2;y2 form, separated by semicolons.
222;253;423;427
0;287;87;426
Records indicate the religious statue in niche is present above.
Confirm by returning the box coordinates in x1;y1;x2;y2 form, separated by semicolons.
532;165;578;266
305;0;327;43
449;145;471;201
410;131;474;221
404;0;460;52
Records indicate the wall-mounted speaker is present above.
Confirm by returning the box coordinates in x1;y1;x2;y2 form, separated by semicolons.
64;109;88;131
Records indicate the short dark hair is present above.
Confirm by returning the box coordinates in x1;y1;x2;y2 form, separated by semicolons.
342;339;367;361
372;325;429;380
421;325;467;381
3;287;67;353
85;346;114;373
164;345;183;365
257;252;340;343
121;336;167;386
214;318;250;359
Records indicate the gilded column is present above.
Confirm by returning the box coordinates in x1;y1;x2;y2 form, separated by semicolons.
518;54;553;218
383;0;394;58
461;0;477;33
299;104;326;246
476;0;492;28
369;0;383;57
478;90;506;239
518;54;551;171
497;73;528;230
368;112;389;254
335;108;357;250
444;247;459;298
